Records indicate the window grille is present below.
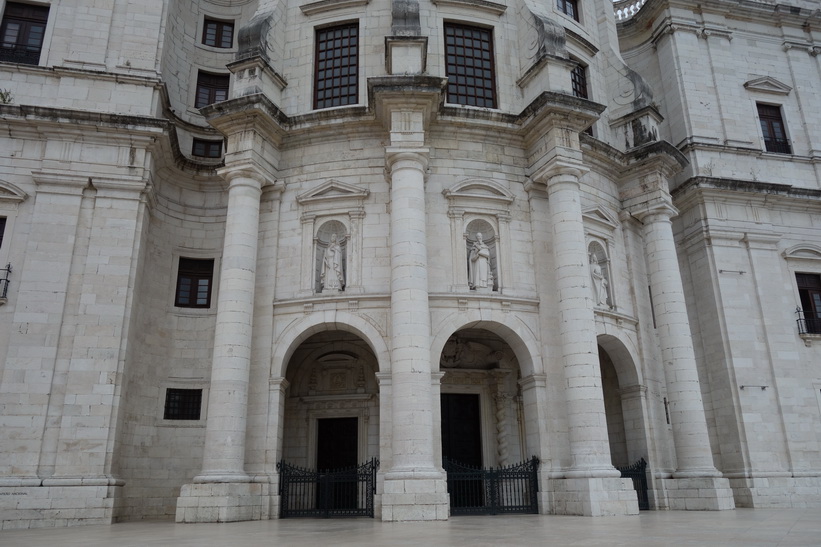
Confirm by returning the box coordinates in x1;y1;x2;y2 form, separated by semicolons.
314;23;359;109
444;23;496;108
163;388;203;420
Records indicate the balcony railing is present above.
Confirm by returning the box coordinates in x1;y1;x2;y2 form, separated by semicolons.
764;138;792;154
0;44;42;65
797;309;821;335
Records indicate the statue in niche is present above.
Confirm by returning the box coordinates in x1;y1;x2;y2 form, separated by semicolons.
590;254;609;306
469;233;493;290
321;233;345;292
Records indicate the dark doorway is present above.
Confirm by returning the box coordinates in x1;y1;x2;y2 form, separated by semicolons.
317;417;358;470
441;393;483;467
316;417;358;511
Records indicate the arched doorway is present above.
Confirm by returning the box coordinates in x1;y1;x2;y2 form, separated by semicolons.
438;327;539;515
598;337;652;509
279;330;380;517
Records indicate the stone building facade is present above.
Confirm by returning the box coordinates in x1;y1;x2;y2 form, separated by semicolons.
0;0;818;528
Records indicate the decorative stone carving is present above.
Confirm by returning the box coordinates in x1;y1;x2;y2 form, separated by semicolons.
469;232;493;290
321;233;345;292
590;254;609;306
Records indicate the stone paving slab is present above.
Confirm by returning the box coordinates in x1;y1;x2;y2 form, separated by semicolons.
0;509;818;546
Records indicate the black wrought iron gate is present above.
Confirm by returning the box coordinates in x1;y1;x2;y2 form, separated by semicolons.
617;458;649;510
444;457;540;516
278;458;378;518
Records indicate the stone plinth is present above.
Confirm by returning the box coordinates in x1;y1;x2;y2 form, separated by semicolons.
0;484;121;529
175;482;271;523
549;477;639;516
381;472;449;521
661;477;735;511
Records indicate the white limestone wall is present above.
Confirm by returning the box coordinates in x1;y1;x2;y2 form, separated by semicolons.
113;184;226;520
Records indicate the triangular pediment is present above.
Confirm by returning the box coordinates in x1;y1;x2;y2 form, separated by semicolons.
783;244;821;261
743;76;792;96
297;179;369;205
443;178;514;206
582;206;619;231
0;179;28;203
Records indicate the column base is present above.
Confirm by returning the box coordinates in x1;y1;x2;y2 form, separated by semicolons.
381;470;449;521
175;481;272;523
0;479;122;529
548;477;639;516
660;476;735;511
728;475;821;508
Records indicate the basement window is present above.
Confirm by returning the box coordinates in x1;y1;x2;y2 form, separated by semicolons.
163;388;203;420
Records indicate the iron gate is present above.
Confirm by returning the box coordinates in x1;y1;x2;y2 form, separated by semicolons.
617;457;649;510
277;458;378;518
444;456;540;516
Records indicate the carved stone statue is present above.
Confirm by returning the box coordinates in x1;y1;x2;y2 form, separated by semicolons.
469;232;492;290
321;233;344;292
590;254;609;306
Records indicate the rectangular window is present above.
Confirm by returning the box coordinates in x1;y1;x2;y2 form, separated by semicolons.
757;103;791;154
797;273;821;334
195;71;229;108
163;388;203;420
0;217;6;249
571;64;588;99
202;18;234;48
175;257;214;308
444;23;496;109
192;138;222;158
0;2;49;65
314;23;359;110
557;0;580;21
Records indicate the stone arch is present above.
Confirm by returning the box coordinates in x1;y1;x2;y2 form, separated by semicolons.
596;333;641;387
430;310;542;376
597;333;649;469
271;311;390;378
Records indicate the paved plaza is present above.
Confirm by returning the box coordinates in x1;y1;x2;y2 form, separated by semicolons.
1;508;819;546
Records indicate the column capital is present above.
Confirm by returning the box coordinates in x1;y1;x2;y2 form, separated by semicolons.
529;157;589;186
217;162;277;190
385;147;430;173
628;201;678;224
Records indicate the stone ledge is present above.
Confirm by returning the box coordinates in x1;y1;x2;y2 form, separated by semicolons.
660;477;735;511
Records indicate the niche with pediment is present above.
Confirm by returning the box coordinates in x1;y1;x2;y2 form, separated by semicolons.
443;179;514;293
588;241;612;308
583;206;618;309
297;179;369;296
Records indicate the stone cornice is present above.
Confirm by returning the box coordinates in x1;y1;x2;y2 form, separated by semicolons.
671;176;821;202
431;0;506;15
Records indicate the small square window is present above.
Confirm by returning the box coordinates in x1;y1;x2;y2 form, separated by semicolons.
175;257;214;308
195;71;229;109
163;388;203;420
557;0;580;21
192;138;222;158
757;103;791;154
0;2;49;65
202;18;234;48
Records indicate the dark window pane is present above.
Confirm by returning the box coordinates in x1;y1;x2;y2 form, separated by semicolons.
444;23;496;108
314;23;358;109
163;388;203;420
0;2;49;65
195;71;229;108
202;18;234;48
175;257;215;308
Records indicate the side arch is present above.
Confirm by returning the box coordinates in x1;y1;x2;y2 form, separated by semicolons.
430;309;542;376
271;311;391;378
596;333;643;387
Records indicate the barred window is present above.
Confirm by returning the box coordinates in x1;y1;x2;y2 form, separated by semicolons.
314;23;359;109
444;23;496;108
163;388;203;420
202;18;234;48
571;64;588;99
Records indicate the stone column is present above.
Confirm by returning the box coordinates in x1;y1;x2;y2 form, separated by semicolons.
177;167;270;523
532;161;637;516
381;148;448;521
638;205;719;476
198;169;264;481
636;204;734;510
544;165;617;478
